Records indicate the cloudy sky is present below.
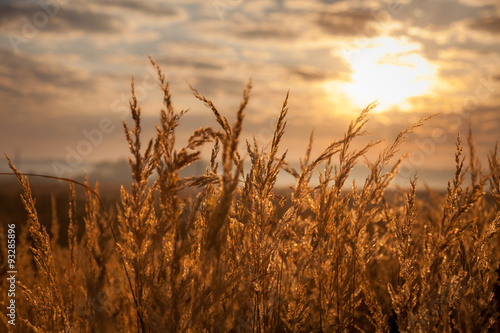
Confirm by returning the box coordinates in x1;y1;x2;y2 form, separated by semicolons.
0;0;499;188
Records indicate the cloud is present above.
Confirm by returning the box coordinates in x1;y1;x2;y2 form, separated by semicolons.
97;0;177;17
234;25;298;39
388;0;493;27
0;0;498;186
287;65;344;82
158;57;223;71
189;76;248;98
316;9;381;37
0;49;91;104
468;16;500;34
458;0;500;7
0;3;123;34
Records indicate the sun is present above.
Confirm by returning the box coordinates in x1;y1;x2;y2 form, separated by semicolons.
337;37;436;112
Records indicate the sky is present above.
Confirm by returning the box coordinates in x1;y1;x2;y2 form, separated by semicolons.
0;0;499;188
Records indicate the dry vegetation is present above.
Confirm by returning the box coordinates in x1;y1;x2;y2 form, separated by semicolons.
1;58;500;332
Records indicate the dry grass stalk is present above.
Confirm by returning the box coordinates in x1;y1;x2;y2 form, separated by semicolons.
2;59;500;333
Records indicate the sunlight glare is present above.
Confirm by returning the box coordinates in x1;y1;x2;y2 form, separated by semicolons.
337;37;436;112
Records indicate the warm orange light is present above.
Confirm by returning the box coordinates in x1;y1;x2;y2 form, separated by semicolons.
336;37;436;112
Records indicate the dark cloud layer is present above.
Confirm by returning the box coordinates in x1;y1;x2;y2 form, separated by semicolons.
469;16;500;35
387;0;494;27
98;0;177;17
0;49;91;96
317;10;381;36
189;75;247;98
288;66;333;82
0;4;121;33
234;26;298;39
158;57;223;71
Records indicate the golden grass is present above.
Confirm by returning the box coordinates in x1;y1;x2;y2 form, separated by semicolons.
1;58;500;332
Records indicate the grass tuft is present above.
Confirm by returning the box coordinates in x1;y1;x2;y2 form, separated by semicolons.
1;60;500;332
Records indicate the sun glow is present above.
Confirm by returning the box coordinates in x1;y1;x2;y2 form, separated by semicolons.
337;37;436;112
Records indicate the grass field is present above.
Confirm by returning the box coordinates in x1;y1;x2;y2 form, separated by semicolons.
1;59;500;332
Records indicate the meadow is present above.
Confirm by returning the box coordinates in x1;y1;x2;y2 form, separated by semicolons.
1;58;500;332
